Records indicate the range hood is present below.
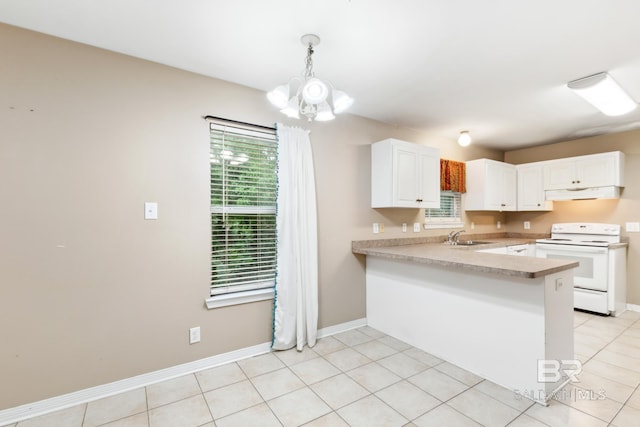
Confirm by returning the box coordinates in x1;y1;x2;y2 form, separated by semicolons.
545;186;620;201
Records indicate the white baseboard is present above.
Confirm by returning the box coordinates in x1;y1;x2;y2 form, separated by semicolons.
0;318;367;426
627;303;640;313
317;317;368;338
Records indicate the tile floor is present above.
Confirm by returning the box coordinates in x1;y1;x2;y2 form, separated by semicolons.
4;309;640;427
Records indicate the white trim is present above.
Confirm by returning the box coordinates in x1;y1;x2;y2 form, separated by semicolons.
0;317;366;425
423;222;465;230
317;317;368;338
0;342;271;425
626;303;640;313
206;288;274;309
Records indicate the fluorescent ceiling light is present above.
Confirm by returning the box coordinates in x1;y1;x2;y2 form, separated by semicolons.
567;72;637;116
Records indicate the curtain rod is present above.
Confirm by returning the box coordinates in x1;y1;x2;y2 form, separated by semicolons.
203;115;276;132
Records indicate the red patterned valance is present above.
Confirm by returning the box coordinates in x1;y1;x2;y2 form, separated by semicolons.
440;159;466;193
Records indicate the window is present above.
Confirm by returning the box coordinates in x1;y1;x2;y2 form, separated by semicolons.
207;118;277;309
424;191;463;228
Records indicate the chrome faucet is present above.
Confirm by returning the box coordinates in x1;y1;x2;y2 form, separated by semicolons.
451;230;466;244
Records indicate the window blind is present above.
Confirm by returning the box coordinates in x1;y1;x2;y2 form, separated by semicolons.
425;191;463;226
209;120;277;296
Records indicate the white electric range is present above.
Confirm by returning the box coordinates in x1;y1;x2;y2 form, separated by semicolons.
535;223;627;316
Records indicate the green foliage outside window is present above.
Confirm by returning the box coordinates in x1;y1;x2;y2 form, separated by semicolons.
210;130;277;293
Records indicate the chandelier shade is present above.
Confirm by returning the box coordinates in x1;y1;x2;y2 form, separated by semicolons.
267;34;353;122
266;84;290;109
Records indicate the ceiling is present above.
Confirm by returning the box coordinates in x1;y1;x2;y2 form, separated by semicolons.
2;0;640;150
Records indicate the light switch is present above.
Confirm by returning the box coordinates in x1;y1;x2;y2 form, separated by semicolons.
144;202;158;220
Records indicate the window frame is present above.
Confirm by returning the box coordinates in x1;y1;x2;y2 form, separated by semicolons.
424;191;464;229
205;117;278;309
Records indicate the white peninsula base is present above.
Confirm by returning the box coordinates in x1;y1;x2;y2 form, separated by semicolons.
366;257;575;404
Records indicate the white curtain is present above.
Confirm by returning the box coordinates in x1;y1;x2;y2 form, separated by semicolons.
272;124;319;351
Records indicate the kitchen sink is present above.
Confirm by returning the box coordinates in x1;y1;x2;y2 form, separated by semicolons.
456;240;492;246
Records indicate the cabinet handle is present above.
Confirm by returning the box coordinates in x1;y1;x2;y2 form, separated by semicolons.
501;203;506;206
416;198;423;203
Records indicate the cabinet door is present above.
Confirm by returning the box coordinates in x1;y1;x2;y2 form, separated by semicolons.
517;164;552;211
477;247;508;254
575;155;615;188
543;152;623;190
501;165;517;210
507;244;529;256
486;162;516;211
418;148;440;208
484;163;503;209
544;161;575;190
393;146;420;206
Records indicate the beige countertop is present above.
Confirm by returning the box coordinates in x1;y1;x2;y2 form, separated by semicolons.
352;235;579;279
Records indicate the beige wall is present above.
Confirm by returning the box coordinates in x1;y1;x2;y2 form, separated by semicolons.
504;132;640;305
8;21;634;411
0;24;501;409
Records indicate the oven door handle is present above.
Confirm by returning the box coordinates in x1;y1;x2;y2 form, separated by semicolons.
535;243;608;254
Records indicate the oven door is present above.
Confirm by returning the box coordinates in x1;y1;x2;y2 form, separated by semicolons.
535;243;609;291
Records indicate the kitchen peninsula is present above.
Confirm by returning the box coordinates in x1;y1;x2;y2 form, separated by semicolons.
352;236;579;404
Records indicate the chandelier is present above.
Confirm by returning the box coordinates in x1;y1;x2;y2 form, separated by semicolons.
267;34;353;122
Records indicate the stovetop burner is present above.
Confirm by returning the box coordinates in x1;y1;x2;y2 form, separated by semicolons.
536;223;621;247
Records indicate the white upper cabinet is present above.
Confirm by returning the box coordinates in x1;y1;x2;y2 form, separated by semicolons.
371;138;440;208
517;163;553;211
465;159;517;211
543;151;625;190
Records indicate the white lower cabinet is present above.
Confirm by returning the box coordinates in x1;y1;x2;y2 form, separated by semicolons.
507;244;535;256
477;247;507;255
478;244;535;256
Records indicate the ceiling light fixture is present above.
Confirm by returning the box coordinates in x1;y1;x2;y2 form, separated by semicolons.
267;34;353;122
458;131;472;147
567;72;637;116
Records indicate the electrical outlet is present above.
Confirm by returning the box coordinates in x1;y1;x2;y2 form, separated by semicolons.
379;223;385;233
524;221;531;230
626;222;640;232
189;327;201;344
470;222;475;230
402;223;407;233
373;223;380;234
413;223;420;233
497;221;501;229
